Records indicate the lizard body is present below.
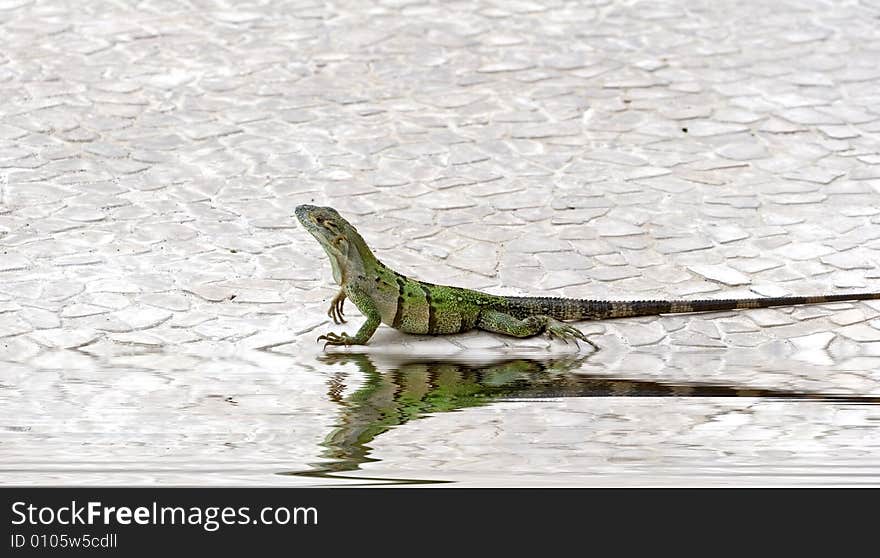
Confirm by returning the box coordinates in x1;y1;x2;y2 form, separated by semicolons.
296;204;880;349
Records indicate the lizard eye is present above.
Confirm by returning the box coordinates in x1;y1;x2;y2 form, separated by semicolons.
322;220;337;231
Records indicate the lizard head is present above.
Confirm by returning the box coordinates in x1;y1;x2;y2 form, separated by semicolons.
295;204;374;284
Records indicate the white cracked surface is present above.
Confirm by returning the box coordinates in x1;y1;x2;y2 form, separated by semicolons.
2;0;880;485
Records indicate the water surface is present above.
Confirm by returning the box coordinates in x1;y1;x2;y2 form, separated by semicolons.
3;347;880;486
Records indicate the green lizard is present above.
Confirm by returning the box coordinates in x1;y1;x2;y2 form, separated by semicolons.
296;204;880;350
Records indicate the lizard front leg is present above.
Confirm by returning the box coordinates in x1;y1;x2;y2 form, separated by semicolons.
477;309;599;351
317;286;381;349
327;289;347;324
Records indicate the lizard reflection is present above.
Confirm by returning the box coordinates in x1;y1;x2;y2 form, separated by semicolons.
287;353;880;483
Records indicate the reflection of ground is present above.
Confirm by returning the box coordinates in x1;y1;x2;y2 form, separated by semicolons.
287;353;880;484
3;346;880;486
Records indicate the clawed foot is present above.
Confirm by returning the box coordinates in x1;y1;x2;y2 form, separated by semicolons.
317;331;361;350
546;322;600;351
327;291;347;324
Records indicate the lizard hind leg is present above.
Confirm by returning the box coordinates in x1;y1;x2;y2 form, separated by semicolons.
327;289;347;324
477;309;599;351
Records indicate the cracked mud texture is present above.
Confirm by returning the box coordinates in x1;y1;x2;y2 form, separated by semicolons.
2;0;880;485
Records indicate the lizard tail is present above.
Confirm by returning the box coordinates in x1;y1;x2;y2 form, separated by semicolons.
503;293;880;321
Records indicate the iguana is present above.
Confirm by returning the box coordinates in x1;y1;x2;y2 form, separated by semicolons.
296;204;880;350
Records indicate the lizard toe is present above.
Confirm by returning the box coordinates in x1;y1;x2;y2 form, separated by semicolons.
318;331;356;349
545;321;598;350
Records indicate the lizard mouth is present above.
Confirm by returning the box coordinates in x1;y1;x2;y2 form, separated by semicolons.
295;204;324;233
295;204;317;224
296;204;344;253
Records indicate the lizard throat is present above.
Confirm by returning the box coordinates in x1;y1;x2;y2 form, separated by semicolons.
327;252;347;285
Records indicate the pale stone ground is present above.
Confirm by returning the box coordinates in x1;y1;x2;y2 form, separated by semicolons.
2;0;880;485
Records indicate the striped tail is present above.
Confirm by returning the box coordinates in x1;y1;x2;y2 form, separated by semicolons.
503;293;880;321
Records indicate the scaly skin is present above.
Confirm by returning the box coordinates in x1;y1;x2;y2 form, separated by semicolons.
296;204;880;350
